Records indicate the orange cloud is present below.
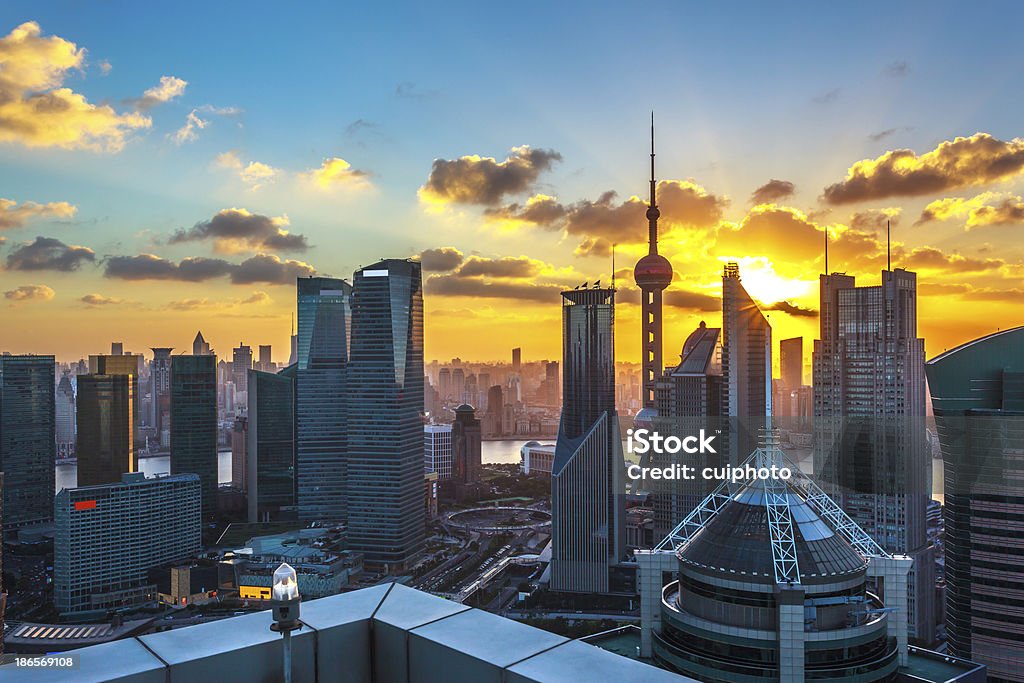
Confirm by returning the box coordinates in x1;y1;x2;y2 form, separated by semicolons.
4;283;55;302
917;192;1024;228
303;157;371;190
0;197;77;229
0;22;150;151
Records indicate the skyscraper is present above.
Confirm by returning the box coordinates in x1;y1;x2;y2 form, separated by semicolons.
232;343;253;394
721;263;772;463
780;336;802;389
634;119;674;408
0;355;55;529
192;331;211;356
76;373;134;486
423;424;453;480
347;259;425;569
550;285;626;593
295;276;351;523
813;268;934;643
150;347;173;434
926;326;1024;681
511;347;521;374
452;403;482;501
55;372;76;458
170;354;218;520
258;344;272;372
246;367;295;523
89;353;142;439
54;472;200;616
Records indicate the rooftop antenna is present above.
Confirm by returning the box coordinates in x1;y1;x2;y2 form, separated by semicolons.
611;242;616;289
824;226;829;275
887;219;891;271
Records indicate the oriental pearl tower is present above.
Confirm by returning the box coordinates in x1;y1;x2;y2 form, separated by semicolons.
634;115;674;409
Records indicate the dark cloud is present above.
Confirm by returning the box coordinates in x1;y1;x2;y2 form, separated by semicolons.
104;254;234;281
885;61;909;77
665;290;720;311
424;274;563;302
716;206;822;262
812;88;841;104
866;127;912;143
420;146;562;205
823;133;1024;205
344;119;377;136
170;208;308;253
418;247;465;271
6;236;95;271
230;254;316;284
850;208;901;231
484;195;568;227
751;179;795;204
765;300;817;317
454;256;541;278
80;293;124;306
904;247;1003;273
395;82;439;99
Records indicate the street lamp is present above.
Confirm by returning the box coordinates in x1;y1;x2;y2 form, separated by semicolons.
270;562;302;683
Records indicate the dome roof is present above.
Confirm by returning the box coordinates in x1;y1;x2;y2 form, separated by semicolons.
634;253;673;290
454;403;476;413
678;479;867;582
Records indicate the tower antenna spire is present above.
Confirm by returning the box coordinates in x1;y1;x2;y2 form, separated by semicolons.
824;225;828;274
647;111;660;255
611;243;616;290
887;219;891;271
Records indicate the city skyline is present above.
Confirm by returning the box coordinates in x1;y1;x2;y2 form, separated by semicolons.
2;7;1024;368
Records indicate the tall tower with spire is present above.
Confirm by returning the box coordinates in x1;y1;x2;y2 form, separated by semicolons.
634;115;674;407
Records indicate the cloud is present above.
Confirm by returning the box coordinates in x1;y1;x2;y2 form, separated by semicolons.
240;291;271;305
4;283;54;302
165;290;272;311
812;88;841;104
302;157;370;190
345;119;377;136
867;127;912;143
395;82;438;99
104;252;315;284
904;246;1003;273
0;197;77;229
849;207;901;231
214;150;242;169
751;179;795;204
81;293;126;306
104;253;234;281
6;235;95;271
230;253;316;284
418;247;464;271
764;300;817;317
173;109;207;144
917;192;1024;229
885;61;909;77
484;194;568;228
0;22;150;151
452;256;542;279
664;290;720;311
822;133;1024;204
424;274;563;302
419;146;562;206
961;287;1024;302
716;205;823;262
132;75;187;110
170;208;308;253
239;161;279;188
97;60;112;75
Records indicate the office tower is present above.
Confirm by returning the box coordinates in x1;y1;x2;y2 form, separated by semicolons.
89;353;142;438
111;342;124;356
452;367;465;403
347;259;425;569
721;262;772;463
550;285;626;593
192;331;212;356
295;276;351;523
54;472;201;616
438;367;451;400
246;368;295;523
0;472;4;655
485;384;504;436
780;336;802;388
926;326;1024;681
813;268;934;643
76;374;135;486
170;354;218;520
452;404;482;501
424;424;453;479
232;343;253;393
542;361;560;408
639;434;914;681
512;347;522;374
150;347;173;433
231;416;247;490
55;372;76;458
0;355;55;529
652;321;723;539
257;344;272;372
634;121;674;408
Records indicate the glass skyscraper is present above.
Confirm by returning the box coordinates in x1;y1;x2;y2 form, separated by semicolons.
347;259;425;569
247;367;295;523
170;354;218;520
926;326;1024;681
295;276;351;523
550;286;626;593
0;355;55;529
76;373;135;486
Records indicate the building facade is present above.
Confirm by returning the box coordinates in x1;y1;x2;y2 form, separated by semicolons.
54;472;201;616
813;268;934;644
170;354;218;520
55;372;76;458
926;326;1024;681
0;355;55;529
149;347;173;436
550;286;626;593
347;259;426;569
295;276;351;524
76;373;135;486
423;424;453;480
246;367;295;523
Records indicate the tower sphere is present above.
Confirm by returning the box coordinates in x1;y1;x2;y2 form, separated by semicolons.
634;253;673;290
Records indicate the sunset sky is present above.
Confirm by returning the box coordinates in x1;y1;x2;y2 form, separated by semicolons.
2;2;1023;379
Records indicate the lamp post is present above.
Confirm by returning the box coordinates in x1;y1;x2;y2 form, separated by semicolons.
270;562;302;683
